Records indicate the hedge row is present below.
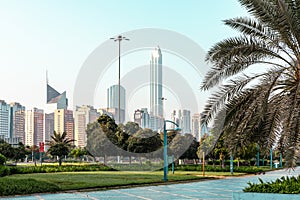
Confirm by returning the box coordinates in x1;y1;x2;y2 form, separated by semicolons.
0;164;116;177
174;164;268;173
0;178;60;196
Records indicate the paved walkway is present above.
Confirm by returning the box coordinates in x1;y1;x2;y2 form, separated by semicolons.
4;167;300;200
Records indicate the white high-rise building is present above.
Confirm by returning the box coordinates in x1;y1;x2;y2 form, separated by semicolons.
25;108;44;146
149;46;163;131
74;105;99;147
192;113;201;141
54;109;74;141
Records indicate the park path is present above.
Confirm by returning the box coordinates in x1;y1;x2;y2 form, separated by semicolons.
4;167;300;200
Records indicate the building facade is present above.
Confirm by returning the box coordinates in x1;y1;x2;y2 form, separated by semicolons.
74;105;99;147
0;100;10;140
54;109;74;141
149;46;163;131
172;109;191;134
134;108;150;129
44;112;54;143
10;102;25;143
192;113;201;141
107;85;125;123
25;108;44;146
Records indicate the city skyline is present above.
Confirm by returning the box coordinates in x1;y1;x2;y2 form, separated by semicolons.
0;1;248;119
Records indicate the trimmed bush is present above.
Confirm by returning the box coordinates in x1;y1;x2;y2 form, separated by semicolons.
174;164;267;174
0;164;117;177
0;178;60;196
244;176;300;194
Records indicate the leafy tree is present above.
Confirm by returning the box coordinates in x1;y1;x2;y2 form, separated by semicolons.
179;135;199;161
47;131;74;166
201;0;300;168
13;142;27;164
86;120;120;164
0;153;6;165
0;141;14;159
123;121;141;135
127;129;162;158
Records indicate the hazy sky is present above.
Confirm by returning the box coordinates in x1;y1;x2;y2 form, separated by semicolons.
0;0;248;120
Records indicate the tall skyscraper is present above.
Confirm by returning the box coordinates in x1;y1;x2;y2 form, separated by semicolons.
25;108;44;146
0;100;11;140
107;85;125;123
44;113;54;142
134;108;149;129
74;105;99;147
54;109;74;141
192;113;201;141
149;46;164;131
150;46;163;117
10;102;25;143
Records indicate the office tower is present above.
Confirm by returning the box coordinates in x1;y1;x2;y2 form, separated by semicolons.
47;80;68;109
0;100;11;140
10;102;25;143
107;85;125;123
150;46;163;117
74;105;99;147
25;108;44;146
54;109;74;141
149;46;164;131
134;108;149;129
44;113;54;143
192;113;201;141
172;109;191;134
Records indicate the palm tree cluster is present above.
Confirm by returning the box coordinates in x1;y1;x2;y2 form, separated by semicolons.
202;0;300;168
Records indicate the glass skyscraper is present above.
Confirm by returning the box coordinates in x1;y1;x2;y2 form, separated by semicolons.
150;46;163;117
107;85;125;123
149;46;164;131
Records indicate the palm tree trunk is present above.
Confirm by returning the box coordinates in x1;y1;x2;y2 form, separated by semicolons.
59;157;62;166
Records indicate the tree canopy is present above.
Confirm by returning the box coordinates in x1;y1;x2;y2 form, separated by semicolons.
202;0;300;168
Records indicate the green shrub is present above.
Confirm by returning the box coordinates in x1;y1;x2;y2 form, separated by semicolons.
244;175;300;194
0;178;60;196
0;164;117;177
0;154;6;165
174;164;266;174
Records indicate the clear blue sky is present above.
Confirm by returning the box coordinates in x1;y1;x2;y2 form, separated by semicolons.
0;0;248;119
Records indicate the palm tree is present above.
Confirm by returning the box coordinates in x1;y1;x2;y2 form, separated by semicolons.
47;131;74;166
202;0;300;168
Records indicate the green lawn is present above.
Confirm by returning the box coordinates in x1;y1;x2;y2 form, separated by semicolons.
5;171;245;191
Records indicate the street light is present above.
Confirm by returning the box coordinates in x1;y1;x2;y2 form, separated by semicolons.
163;120;181;181
110;35;129;124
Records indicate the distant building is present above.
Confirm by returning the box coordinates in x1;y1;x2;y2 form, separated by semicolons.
0;100;11;140
44;113;54;143
134;108;149;129
149;46;164;131
10;102;25;144
74;105;99;147
47;83;68;109
150;46;163;117
107;85;125;124
54;109;74;141
172;109;191;134
25;108;44;146
192;113;201;141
